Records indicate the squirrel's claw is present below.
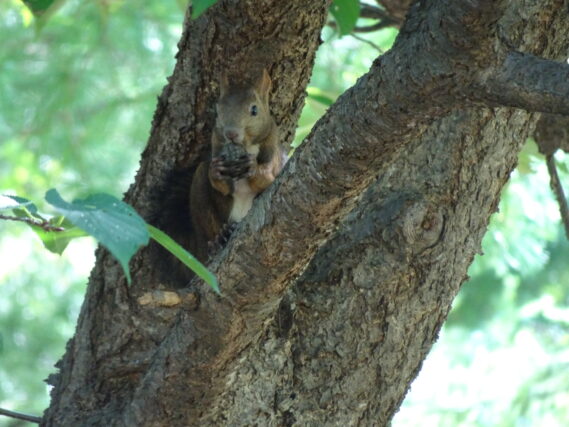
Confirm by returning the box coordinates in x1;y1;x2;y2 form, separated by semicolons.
210;157;232;180
212;154;255;180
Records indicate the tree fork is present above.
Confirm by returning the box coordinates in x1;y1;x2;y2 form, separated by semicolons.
43;0;569;425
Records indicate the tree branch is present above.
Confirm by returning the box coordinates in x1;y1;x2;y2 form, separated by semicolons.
534;114;569;239
545;154;569;239
0;407;41;424
374;0;413;26
534;114;569;155
0;214;65;232
326;3;409;34
120;0;509;422
360;3;390;21
190;98;544;422
350;33;383;52
45;0;334;424
327;20;394;33
353;21;394;32
44;0;569;424
479;51;569;114
357;3;398;31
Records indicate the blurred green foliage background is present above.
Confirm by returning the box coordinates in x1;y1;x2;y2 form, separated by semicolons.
1;1;568;425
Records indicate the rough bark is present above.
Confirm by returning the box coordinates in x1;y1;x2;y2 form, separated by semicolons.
44;0;569;425
480;52;569;114
44;0;331;424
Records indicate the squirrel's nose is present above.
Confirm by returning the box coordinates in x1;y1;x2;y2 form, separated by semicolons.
225;130;239;141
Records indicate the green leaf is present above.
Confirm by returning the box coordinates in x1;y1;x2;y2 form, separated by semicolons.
330;0;360;36
21;0;68;30
22;0;57;16
147;225;219;294
45;189;149;283
191;0;219;19
0;195;39;215
31;219;89;255
22;0;62;18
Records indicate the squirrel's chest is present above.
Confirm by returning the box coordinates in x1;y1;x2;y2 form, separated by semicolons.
229;179;256;222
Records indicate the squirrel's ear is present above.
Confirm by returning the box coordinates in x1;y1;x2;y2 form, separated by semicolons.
256;69;272;101
219;72;229;98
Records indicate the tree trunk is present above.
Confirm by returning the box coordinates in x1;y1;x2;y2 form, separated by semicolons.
43;0;569;425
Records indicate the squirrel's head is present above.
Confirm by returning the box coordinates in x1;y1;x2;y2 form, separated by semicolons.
216;69;272;149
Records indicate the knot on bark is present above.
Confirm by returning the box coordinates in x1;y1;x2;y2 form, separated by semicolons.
382;198;444;256
400;201;445;254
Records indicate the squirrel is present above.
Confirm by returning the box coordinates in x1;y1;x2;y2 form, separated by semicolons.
187;69;285;263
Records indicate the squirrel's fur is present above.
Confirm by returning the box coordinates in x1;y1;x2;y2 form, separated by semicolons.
151;69;285;287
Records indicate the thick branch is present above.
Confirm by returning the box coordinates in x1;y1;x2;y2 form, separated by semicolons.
252;106;529;424
44;0;332;424
479;52;569;114
121;0;507;423
44;0;569;425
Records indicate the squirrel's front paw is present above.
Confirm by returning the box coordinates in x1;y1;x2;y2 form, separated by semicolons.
212;155;254;180
210;157;228;181
244;154;257;178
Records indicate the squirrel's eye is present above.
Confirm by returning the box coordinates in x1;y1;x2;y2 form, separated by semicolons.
250;105;258;116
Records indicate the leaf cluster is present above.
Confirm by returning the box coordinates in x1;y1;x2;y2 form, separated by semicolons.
1;190;218;291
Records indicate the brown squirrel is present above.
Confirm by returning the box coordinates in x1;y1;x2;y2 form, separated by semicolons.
188;69;285;262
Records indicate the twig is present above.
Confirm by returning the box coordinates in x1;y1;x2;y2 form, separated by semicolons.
326;2;399;35
0;214;65;232
353;21;394;32
327;20;395;34
350;33;384;53
545;154;569;240
360;4;398;27
0;407;42;424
